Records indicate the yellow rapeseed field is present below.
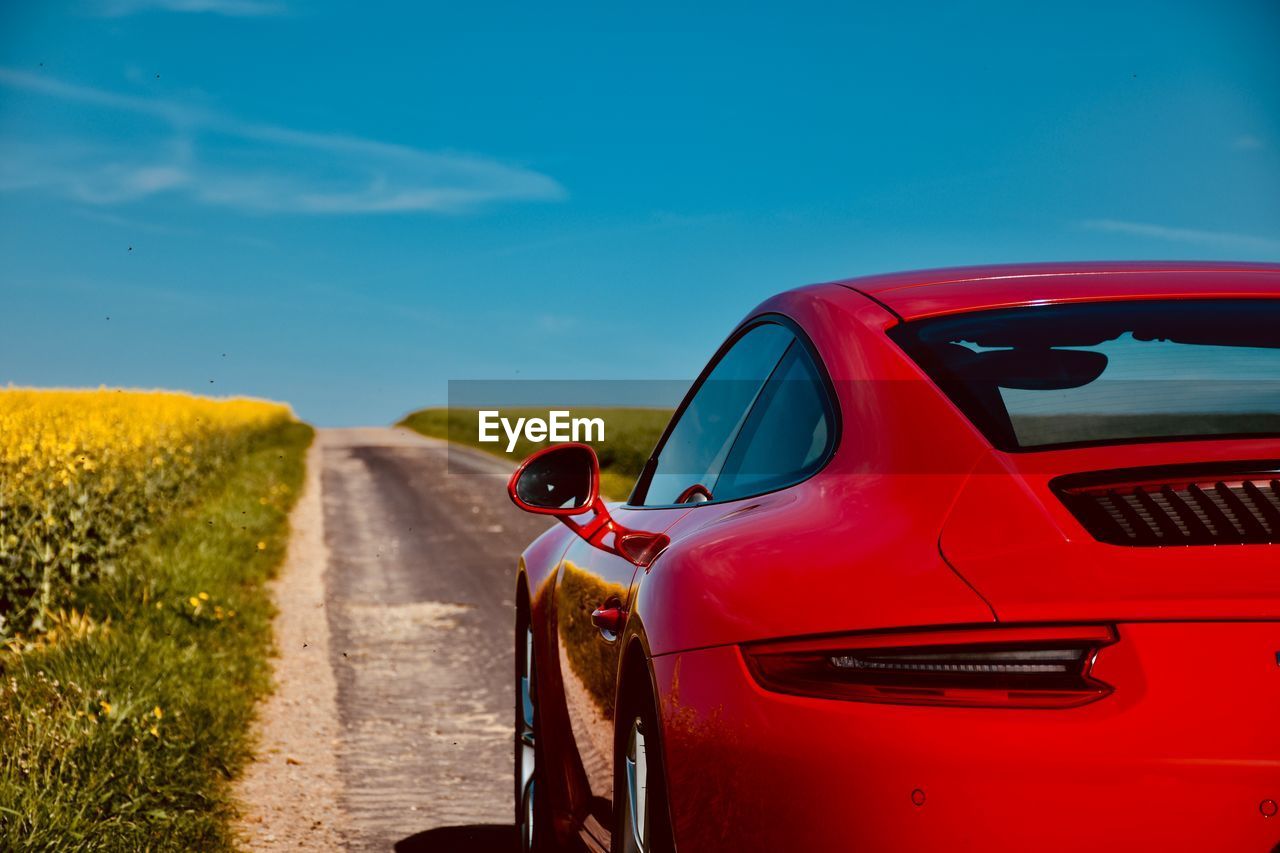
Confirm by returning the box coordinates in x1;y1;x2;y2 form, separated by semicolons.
0;388;294;640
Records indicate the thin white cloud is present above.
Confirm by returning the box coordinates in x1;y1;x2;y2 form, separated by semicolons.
0;68;198;122
96;0;286;17
1081;219;1280;254
0;68;565;215
1232;134;1265;151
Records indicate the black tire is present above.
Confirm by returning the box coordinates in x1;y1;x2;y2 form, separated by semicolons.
516;609;554;852
613;672;676;853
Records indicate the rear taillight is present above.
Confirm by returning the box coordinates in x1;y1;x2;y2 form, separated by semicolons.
743;625;1116;709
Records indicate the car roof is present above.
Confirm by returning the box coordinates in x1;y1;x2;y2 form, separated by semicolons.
824;261;1280;321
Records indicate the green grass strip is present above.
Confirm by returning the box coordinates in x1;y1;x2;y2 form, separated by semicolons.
0;421;313;852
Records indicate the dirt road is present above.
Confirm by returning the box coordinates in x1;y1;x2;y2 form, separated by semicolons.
237;428;553;852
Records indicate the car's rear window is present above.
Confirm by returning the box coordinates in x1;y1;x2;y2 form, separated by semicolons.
888;299;1280;451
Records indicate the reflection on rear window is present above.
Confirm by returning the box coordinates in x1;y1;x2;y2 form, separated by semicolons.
888;299;1280;450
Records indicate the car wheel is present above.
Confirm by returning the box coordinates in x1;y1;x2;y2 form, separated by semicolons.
516;614;552;852
615;682;675;853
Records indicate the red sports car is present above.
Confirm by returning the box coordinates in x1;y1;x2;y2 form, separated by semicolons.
506;261;1280;852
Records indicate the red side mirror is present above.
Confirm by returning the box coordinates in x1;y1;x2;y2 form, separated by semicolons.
508;442;599;515
507;443;669;568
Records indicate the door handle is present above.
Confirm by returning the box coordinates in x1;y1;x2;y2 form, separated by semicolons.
590;605;625;636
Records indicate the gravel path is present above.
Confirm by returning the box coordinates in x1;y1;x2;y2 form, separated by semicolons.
235;428;552;852
236;438;348;850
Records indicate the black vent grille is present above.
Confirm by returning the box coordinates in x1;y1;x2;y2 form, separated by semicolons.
1054;462;1280;546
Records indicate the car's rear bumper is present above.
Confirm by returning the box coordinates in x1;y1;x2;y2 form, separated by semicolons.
653;621;1280;852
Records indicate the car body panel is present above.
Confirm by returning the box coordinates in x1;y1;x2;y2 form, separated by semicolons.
517;530;598;842
555;537;634;828
655;622;1280;852
552;504;693;836
632;285;997;656
939;438;1280;623
512;263;1280;851
827;261;1280;320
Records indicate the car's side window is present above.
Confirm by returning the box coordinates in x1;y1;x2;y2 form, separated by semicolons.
635;323;794;506
712;341;835;502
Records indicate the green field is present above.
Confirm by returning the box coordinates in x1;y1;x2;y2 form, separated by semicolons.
1012;412;1280;448
0;422;312;850
398;407;674;501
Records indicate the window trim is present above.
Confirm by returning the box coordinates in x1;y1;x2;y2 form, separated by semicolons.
626;313;842;510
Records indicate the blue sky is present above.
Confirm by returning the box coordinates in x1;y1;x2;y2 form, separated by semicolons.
1;0;1277;426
